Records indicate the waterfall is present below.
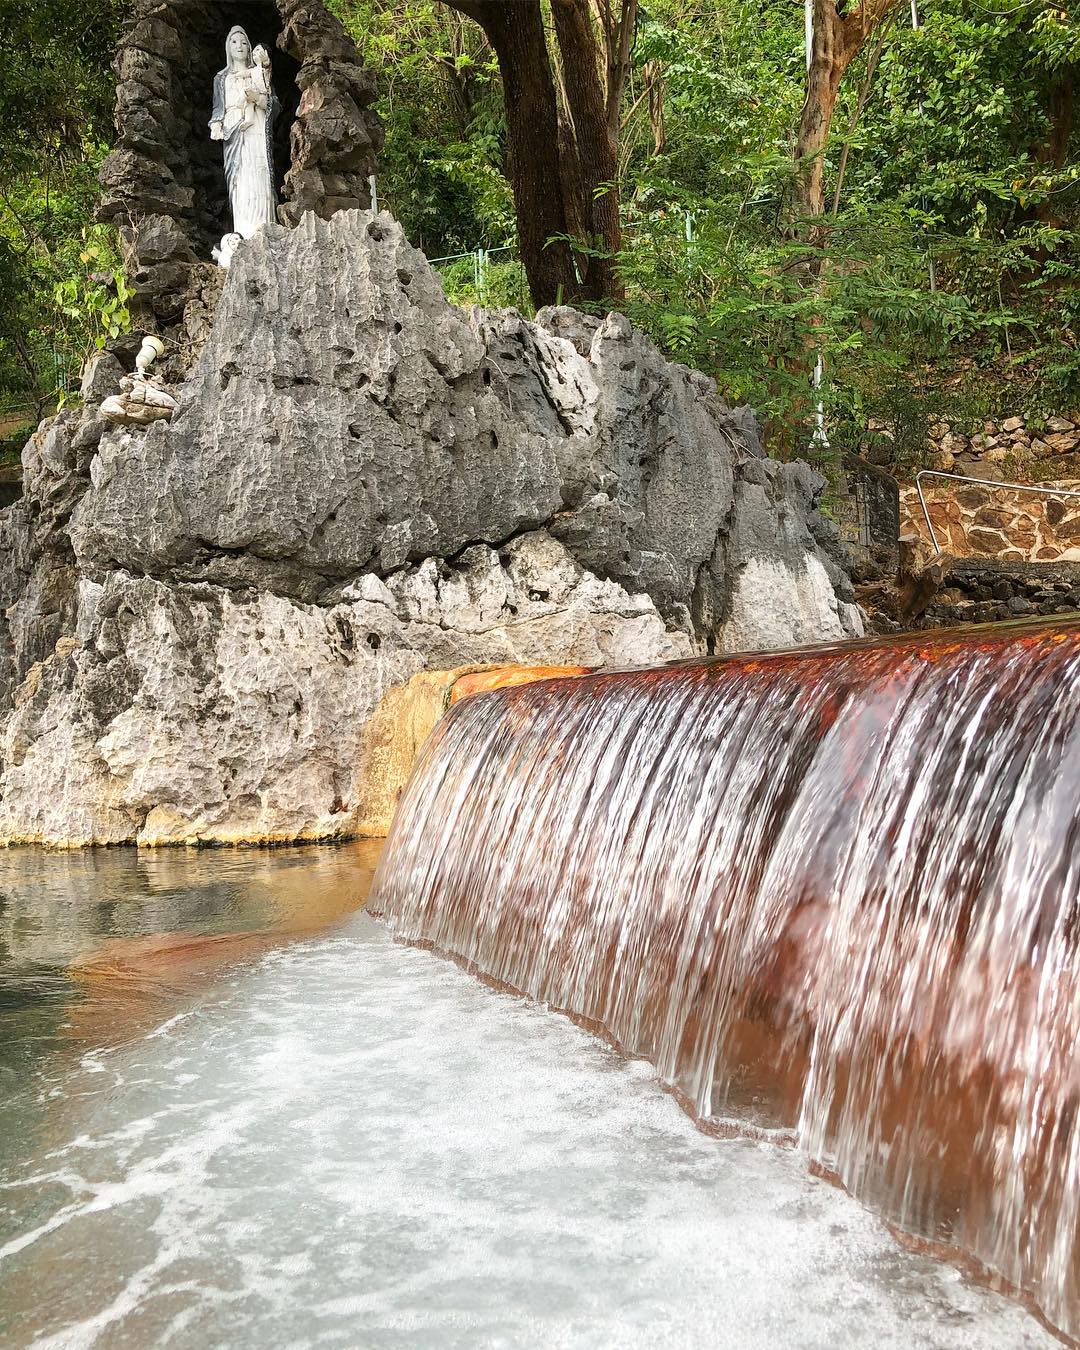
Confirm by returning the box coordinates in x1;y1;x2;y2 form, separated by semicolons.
371;620;1080;1339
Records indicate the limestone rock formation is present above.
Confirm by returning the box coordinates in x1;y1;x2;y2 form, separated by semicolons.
0;211;860;847
71;212;857;640
0;538;687;846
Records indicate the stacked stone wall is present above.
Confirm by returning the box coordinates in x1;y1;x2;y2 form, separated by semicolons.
900;480;1080;562
866;411;1080;480
913;559;1080;628
926;411;1080;478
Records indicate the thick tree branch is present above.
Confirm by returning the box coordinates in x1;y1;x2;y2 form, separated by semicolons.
793;0;903;226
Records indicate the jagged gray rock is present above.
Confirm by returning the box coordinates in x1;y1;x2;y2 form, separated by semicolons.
71;211;856;639
0;536;688;846
0;210;860;846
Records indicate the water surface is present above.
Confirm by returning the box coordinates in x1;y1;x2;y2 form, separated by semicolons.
0;845;1062;1348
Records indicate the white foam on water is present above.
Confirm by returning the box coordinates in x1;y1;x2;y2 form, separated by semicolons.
145;1012;197;1041
0;915;1061;1349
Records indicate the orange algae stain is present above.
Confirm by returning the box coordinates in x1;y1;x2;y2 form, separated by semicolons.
62;842;385;1045
449;665;590;703
70;929;278;982
69;841;384;985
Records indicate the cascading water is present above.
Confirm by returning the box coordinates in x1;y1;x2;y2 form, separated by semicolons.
372;619;1080;1341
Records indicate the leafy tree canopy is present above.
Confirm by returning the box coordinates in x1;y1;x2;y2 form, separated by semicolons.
2;0;1078;463
0;0;123;426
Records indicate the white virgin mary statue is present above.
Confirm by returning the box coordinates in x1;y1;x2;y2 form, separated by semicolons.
209;26;278;239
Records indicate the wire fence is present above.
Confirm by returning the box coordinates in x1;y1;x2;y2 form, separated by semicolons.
428;211;698;312
428;244;531;311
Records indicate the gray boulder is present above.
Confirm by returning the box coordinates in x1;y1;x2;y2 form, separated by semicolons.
71;211;853;641
0;537;689;846
0;210;860;846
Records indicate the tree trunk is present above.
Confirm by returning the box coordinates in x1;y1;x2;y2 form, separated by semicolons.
1047;76;1075;171
793;0;900;230
787;0;900;453
645;59;666;155
551;0;623;300
442;0;579;307
1032;76;1075;229
438;12;485;134
794;0;850;229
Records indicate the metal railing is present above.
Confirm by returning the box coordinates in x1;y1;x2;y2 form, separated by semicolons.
914;469;1080;556
428;245;522;306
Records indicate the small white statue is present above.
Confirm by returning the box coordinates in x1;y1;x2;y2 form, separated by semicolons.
100;336;177;426
212;232;242;269
135;335;165;376
209;27;278;240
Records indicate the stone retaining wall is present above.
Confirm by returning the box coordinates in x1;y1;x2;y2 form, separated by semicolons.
867;411;1080;480
900;479;1080;562
913;559;1080;629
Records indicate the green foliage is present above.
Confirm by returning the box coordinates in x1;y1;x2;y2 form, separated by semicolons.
0;0;119;168
0;152;125;410
0;0;124;411
0;422;32;463
327;0;514;255
614;0;1079;456
435;252;532;312
53;230;132;354
1032;3;1080;69
325;0;1077;461
1;0;1077;464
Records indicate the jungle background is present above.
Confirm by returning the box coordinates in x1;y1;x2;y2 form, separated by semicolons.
0;0;1077;473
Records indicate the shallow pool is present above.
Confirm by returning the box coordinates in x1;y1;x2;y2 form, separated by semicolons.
0;846;1059;1348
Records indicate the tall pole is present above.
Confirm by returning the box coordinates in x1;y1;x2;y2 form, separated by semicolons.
805;0;814;73
805;0;829;447
909;0;937;292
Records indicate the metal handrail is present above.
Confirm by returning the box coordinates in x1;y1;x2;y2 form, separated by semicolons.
914;469;1080;556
